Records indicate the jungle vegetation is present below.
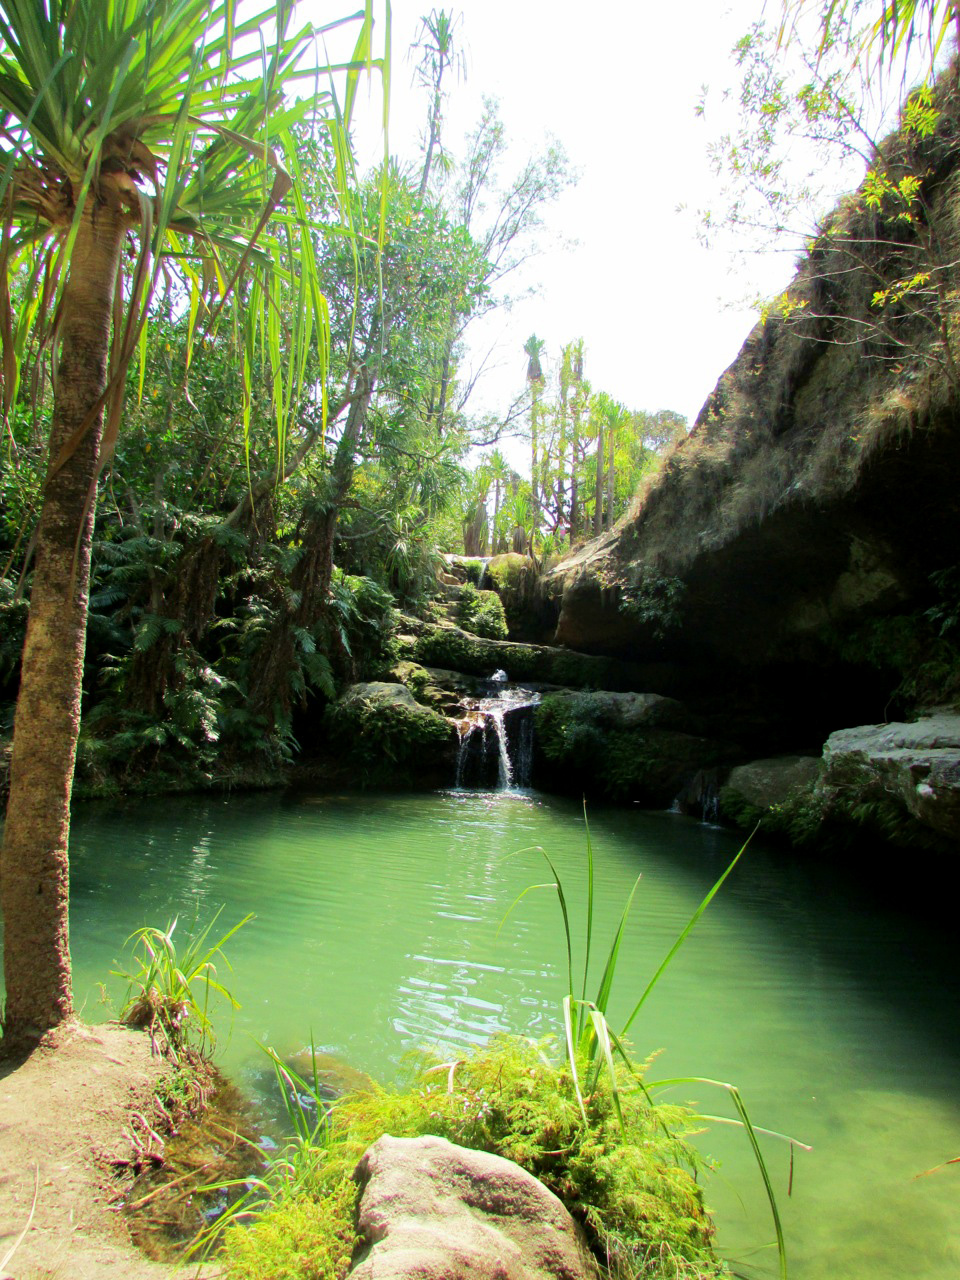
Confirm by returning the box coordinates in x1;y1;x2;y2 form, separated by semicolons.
0;2;686;1042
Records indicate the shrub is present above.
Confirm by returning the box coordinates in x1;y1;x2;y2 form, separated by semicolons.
455;582;509;640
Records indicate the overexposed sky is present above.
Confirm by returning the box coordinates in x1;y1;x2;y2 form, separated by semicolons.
302;0;870;432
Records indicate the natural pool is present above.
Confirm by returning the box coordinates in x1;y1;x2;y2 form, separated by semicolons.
32;788;960;1277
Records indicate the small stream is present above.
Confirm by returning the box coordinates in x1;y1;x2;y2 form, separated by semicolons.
32;786;960;1280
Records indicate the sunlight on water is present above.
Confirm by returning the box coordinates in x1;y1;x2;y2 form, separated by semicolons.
47;789;960;1278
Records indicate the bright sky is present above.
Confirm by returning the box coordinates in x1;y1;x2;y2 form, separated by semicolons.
302;0;871;434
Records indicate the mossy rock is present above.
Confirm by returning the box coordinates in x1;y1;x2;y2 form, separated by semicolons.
535;691;731;805
323;682;455;786
409;623;648;691
486;552;531;590
719;756;826;845
219;1037;726;1280
387;660;434;700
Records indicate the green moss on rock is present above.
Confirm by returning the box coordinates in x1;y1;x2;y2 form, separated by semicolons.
535;691;727;805
219;1038;726;1280
409;623;647;690
323;682;453;786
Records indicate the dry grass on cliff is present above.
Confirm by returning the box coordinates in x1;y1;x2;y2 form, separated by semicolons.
613;69;960;583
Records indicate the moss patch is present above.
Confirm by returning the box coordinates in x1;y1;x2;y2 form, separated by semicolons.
323;683;453;786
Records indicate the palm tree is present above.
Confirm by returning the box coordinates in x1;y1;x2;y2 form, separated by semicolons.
590;391;606;536
412;8;464;200
485;448;511;551
0;0;382;1047
606;399;629;531
523;333;545;527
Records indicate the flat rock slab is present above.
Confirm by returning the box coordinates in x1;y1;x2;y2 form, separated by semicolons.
823;714;960;841
349;1133;600;1280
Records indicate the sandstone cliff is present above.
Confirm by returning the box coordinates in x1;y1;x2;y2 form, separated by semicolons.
549;71;960;757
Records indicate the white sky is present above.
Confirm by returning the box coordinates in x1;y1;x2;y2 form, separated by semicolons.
301;0;871;434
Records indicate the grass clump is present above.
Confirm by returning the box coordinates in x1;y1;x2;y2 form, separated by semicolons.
115;910;252;1062
216;1038;724;1280
218;1180;357;1280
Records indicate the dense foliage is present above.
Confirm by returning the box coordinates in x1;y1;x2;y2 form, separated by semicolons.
0;89;685;793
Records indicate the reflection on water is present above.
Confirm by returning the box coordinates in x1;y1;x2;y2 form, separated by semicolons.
33;790;960;1278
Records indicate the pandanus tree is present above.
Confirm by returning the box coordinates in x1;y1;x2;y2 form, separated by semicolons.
0;0;383;1047
523;332;545;520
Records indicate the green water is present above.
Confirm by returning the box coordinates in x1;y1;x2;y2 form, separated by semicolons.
19;788;960;1277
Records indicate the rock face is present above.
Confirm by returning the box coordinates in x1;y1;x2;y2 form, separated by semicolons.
821;714;960;843
544;73;960;765
349;1133;600;1280
533;689;737;806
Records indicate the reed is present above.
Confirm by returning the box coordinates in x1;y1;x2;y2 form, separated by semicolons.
510;812;808;1280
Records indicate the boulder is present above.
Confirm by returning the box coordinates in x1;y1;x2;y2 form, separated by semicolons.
349;1134;600;1280
821;714;960;843
721;755;822;814
340;680;421;710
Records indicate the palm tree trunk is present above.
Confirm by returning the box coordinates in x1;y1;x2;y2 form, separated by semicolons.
606;425;616;531
1;203;124;1047
570;405;580;542
594;420;604;537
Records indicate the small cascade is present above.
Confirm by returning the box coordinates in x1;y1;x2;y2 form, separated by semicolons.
673;768;722;824
454;670;540;791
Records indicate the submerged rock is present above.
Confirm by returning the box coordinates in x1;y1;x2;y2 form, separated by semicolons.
349;1133;600;1280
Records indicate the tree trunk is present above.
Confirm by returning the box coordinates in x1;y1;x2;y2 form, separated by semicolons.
594;420;604;537
1;203;124;1047
606;425;616;531
568;401;583;542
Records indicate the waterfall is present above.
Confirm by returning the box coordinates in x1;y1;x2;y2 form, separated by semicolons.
672;768;722;824
454;671;540;791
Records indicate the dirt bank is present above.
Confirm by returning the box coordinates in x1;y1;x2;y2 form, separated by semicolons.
0;1020;212;1279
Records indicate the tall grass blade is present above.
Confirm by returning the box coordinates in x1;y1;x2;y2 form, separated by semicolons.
561;995;588;1126
587;1007;625;1134
592;874;641;1025
505;844;574;997
650;1073;804;1280
579;804;595;1027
